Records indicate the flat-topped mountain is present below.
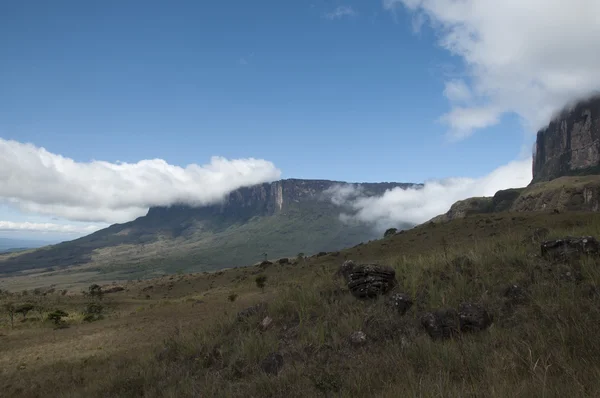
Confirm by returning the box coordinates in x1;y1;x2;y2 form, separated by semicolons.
0;179;418;279
533;95;600;183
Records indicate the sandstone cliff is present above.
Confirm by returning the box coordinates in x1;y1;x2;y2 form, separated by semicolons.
532;95;600;183
0;179;418;275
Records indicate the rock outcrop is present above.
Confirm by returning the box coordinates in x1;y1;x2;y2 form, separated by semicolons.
533;96;600;183
345;263;397;299
540;236;600;260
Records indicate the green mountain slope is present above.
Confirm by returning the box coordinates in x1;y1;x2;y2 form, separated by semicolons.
0;179;417;278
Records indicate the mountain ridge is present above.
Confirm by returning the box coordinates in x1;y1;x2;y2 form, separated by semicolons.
0;178;419;278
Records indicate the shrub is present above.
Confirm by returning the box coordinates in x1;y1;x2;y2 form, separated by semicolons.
384;228;398;238
255;275;267;292
228;293;239;302
15;303;35;318
47;309;68;326
3;302;15;328
88;284;104;300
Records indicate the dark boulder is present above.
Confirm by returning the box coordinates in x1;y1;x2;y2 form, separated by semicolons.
349;331;367;346
104;286;125;294
458;302;493;332
541;236;600;260
258;260;273;268
386;292;413;315
503;284;529;307
260;352;284;375
421;309;459;340
346;264;397;299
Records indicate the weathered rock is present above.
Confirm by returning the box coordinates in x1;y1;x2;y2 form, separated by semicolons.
349;331;367;346
103;286;125;294
386;292;413;316
421;309;459;340
541;236;600;259
532;96;600;183
336;260;356;282
237;303;267;320
258;260;273;268
260;352;284;375
260;316;273;331
458;302;493;332
346;264;397;299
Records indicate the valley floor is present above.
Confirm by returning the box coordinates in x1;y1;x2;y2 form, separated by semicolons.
1;211;600;397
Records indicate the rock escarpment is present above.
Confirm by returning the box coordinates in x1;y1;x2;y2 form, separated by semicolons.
533;96;600;183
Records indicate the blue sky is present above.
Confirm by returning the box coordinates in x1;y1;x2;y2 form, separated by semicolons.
1;0;527;181
1;0;596;241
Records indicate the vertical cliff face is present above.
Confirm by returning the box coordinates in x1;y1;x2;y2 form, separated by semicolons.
144;179;417;223
532;96;600;183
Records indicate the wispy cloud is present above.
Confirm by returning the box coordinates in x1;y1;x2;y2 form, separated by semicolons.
324;5;357;20
326;157;532;231
0;138;281;224
384;0;600;140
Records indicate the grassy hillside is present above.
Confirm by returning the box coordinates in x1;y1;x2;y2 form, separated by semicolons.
1;211;599;397
431;175;600;224
0;187;412;281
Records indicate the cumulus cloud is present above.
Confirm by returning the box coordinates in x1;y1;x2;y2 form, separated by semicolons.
0;138;281;224
328;157;532;230
384;0;600;139
324;5;357;20
0;221;103;235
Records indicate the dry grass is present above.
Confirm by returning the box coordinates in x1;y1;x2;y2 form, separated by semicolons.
1;212;600;397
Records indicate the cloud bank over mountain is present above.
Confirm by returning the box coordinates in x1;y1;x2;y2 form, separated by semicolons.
327;157;532;230
0;138;281;225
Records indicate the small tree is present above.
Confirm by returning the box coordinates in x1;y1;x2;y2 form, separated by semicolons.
384;228;398;238
88;284;103;300
83;302;104;322
15;303;35;319
255;275;267;292
47;309;68;326
4;302;15;329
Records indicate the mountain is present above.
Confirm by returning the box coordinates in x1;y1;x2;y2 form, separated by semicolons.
532;95;600;183
0;179;418;277
432;96;600;223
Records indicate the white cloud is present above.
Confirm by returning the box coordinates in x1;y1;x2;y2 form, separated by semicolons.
443;79;471;103
324;6;357;20
384;0;600;139
0;221;103;235
0;138;281;224
328;157;532;230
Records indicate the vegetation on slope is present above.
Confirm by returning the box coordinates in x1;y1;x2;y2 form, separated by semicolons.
1;211;600;397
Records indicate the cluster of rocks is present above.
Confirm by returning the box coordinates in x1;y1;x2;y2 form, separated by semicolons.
420;303;493;340
243;236;598;376
540;236;600;260
337;259;493;343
